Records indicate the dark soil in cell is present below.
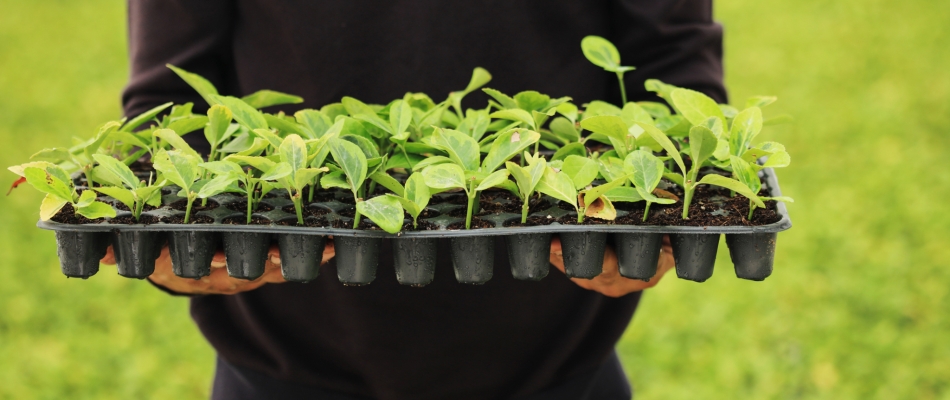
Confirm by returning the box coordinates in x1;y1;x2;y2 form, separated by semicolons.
50;204;106;224
478;198;521;214
447;194;470;205
405;208;441;220
221;215;272;225
114;202;159;212
169;199;219;212
614;186;781;227
557;215;613;225
282;204;329;217
331;218;382;230
557;201;577;212
482;190;519;202
226;200;275;213
275;216;330;228
301;187;339;202
127;160;154;173
160;214;215;224
110;214;161;225
504;215;558;227
446;217;494;230
337;207;357;218
402;219;440;231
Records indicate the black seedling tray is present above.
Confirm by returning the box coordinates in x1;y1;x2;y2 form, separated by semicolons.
41;169;791;285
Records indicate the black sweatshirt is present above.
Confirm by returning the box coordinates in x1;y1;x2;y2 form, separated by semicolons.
123;1;725;399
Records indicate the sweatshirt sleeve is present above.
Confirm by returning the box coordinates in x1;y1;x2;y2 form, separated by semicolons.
121;0;236;118
608;0;727;103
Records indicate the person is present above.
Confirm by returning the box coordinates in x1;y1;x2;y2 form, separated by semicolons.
107;1;726;398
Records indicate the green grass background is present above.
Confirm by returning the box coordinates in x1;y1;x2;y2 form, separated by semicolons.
0;0;947;398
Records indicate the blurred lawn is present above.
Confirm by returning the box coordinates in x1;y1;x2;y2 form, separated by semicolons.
1;0;948;399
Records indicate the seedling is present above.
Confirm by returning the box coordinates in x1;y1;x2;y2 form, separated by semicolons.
8;162;115;221
90;155;166;222
623;150;677;221
730;156;793;219
420;127;538;229
505;153;547;223
581;36;636;104
268;134;329;225
385;172;431;229
536;160;627;224
153;149;236;223
30;120;123;188
639;123;766;219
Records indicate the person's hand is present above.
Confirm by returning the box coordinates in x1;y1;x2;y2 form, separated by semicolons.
549;235;675;298
100;239;336;295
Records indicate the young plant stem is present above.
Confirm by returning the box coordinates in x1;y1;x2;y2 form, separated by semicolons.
643;202;652;222
681;187;694;219
616;72;628;105
292;193;304;225
246;192;254;224
184;195;196;224
352;187;364;229
521;197;530;224
83;168;95;189
576;207;585;224
466;192;476;230
747;199;755;220
399;145;412;174
133;201;144;222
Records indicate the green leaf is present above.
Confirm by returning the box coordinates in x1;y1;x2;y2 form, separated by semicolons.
456;109;491;141
670;88;725;126
688;125;718;170
121;102;173;132
39;193;69;221
74;190;97;208
389;99;413;137
482;88;518;110
537;167;578;208
746;96;777;109
84;121;122;160
404;172;430;210
92;154;139;189
200;160;244;176
341;96;377;117
260;162;292;181
293;168;325;192
644;79;680;103
154;128;199;159
430;129;480;172
167;64;219;105
369;171;405;196
167;115;209;136
153;150;200;192
584;195;617;220
582;101;622;119
557;102;578;123
562;155;598;190
24;167;73;201
94;186;134;209
552;142;587;161
278;134;308;172
604;186;644;203
226;155;277;173
449;68;493;114
636;122;685;174
263;114;307;136
388;194;421;220
356;196;404;234
481;129;540;172
197;173;239;198
598;156;627;182
637;102;671;119
135;184;166;208
412;156;454;171
489;109;536;130
241;90;304;109
580;115;628;143
30;148;72;163
581;35;632;73
320;171;349;190
729;107;764;156
698;174;766;208
763;196;794;203
209;95;268;130
730;156;762;194
581;177;628;209
720;104;739;119
328;138;368;192
700;116;725;139
549;117;579;143
475;169;509;192
249;128;283;150
621;102;654;126
513;91;551;112
75;201;116;220
341;134;380;159
421;163;467;191
295;110;333;138
625;150;664;192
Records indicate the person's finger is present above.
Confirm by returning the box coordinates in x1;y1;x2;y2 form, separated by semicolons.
267;245;281;267
211;250;227;269
321;238;336;265
549;236;566;274
100;246;116;265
